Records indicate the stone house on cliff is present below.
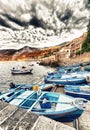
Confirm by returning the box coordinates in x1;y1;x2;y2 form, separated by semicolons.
55;33;86;62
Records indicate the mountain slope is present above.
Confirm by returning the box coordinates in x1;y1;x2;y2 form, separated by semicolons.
0;34;87;62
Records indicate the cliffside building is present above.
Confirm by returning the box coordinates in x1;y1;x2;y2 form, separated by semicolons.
55;33;86;61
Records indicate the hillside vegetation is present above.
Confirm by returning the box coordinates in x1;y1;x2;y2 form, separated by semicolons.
81;20;90;53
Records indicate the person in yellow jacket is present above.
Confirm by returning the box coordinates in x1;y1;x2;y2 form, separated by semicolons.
32;85;39;91
32;85;42;96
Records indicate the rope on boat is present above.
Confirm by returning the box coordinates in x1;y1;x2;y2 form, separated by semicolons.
73;98;89;110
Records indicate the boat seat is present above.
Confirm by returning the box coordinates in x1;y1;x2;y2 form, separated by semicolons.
55;96;61;111
34;102;41;109
10;91;34;106
45;107;55;112
55;95;73;111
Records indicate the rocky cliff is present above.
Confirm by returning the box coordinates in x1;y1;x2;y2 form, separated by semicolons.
0;45;61;61
0;33;89;66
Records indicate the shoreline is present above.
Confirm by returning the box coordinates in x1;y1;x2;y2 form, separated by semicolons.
38;51;90;67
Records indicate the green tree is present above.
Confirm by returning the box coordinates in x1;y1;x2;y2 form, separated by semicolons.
82;20;90;53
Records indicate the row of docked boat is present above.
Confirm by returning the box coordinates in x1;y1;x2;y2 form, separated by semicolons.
45;64;90;85
44;64;90;100
0;63;90;122
9;74;90;101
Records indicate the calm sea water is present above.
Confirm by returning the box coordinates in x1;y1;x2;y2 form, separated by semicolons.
0;61;55;91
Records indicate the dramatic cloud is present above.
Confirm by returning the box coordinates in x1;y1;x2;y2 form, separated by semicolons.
0;0;90;49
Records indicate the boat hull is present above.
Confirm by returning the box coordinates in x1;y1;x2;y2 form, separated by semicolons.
64;85;90;100
37;109;83;122
65;91;90;100
44;76;87;85
11;71;32;75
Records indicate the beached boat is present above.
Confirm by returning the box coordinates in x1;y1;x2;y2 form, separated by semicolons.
62;71;90;79
57;62;90;72
47;66;78;76
49;63;90;79
64;84;90;100
84;67;90;72
9;82;56;91
11;68;33;75
56;66;80;74
44;75;87;85
0;89;87;122
48;66;90;78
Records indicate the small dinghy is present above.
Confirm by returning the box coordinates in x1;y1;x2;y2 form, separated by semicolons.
0;89;87;122
11;68;33;75
64;84;90;100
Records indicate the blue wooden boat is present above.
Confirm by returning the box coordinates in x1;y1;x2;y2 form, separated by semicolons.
9;82;55;91
66;71;90;78
57;62;90;73
44;75;87;85
0;89;87;122
47;67;77;76
48;67;90;78
57;66;80;74
64;84;90;100
84;67;90;72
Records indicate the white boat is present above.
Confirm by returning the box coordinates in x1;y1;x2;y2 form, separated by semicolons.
11;68;33;75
